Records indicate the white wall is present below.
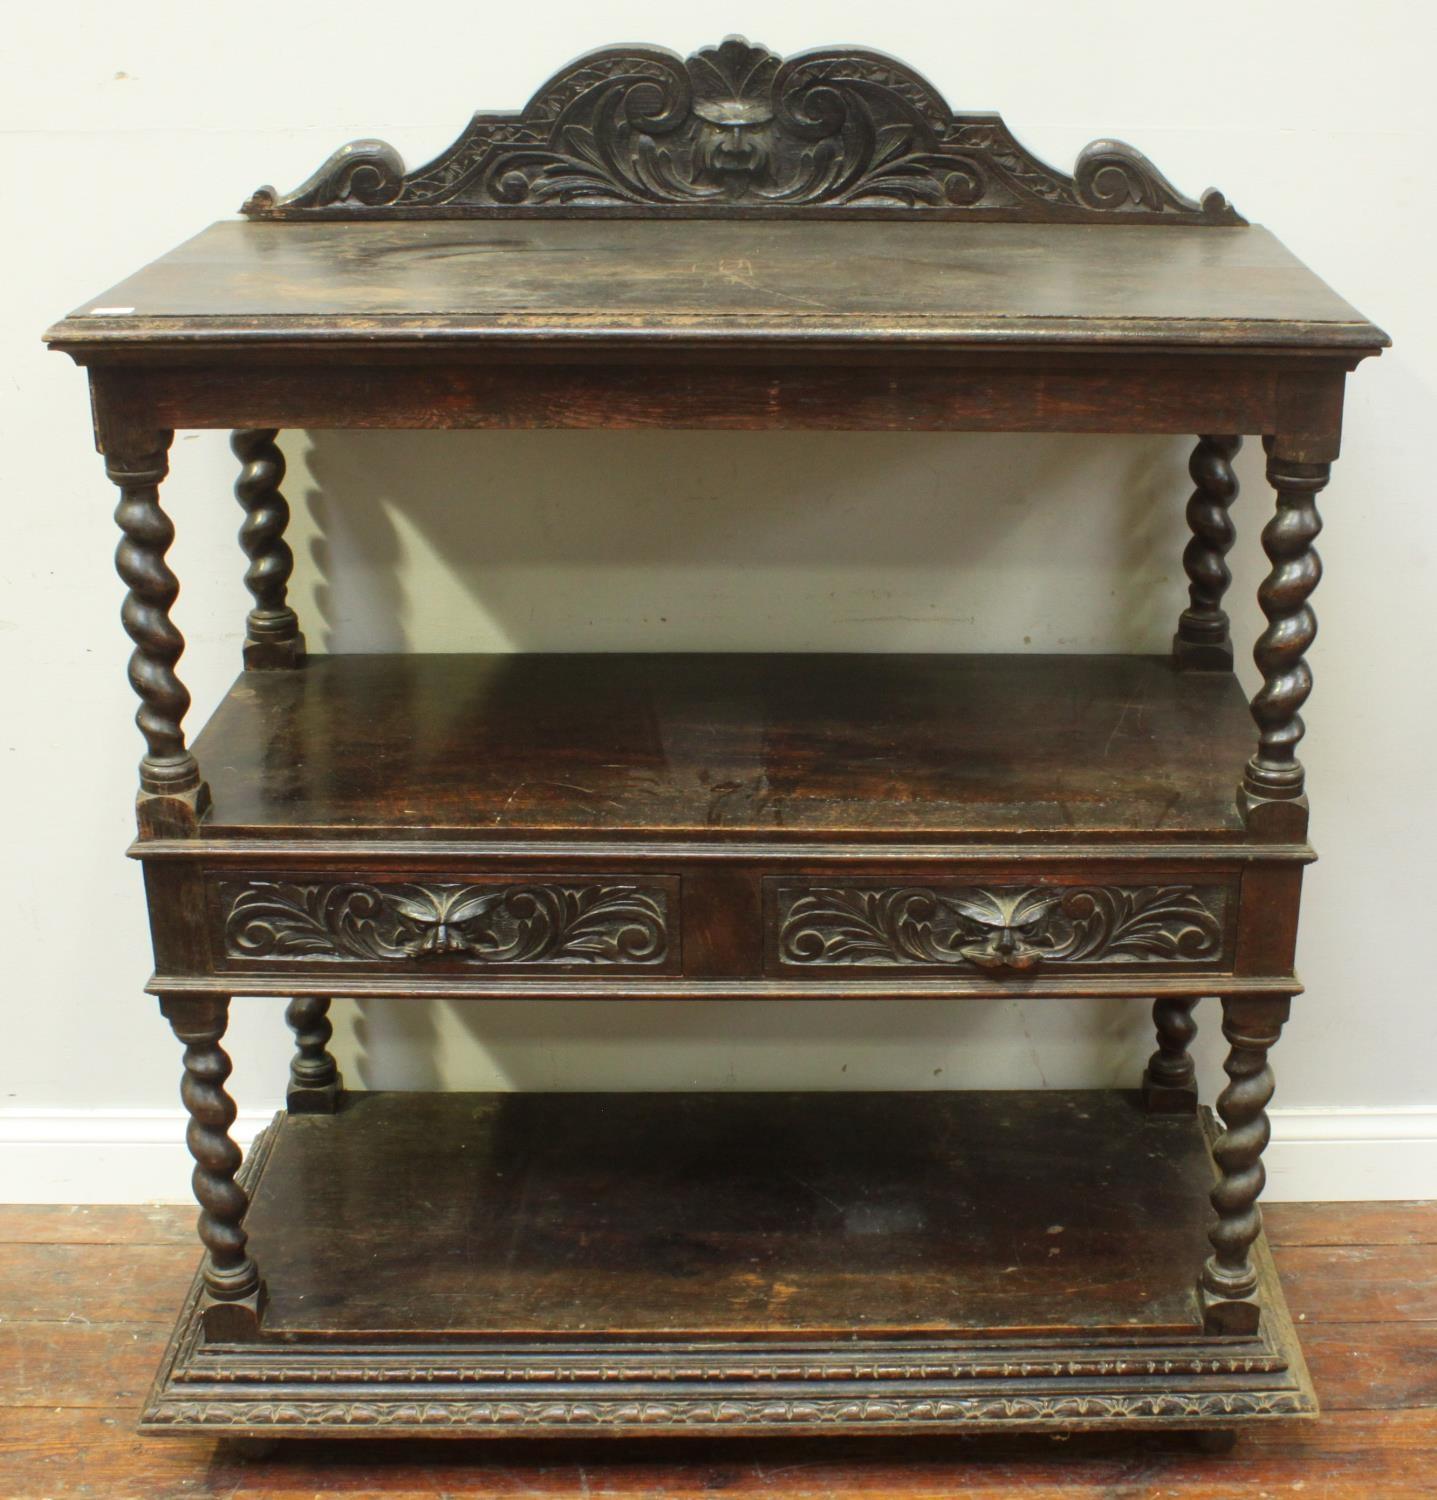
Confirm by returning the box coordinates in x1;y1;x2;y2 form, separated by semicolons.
3;0;1435;1201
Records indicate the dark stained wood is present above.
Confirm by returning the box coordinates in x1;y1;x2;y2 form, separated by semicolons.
283;996;343;1112
187;652;1258;841
4;1202;1431;1493
106;432;211;839
141;1090;1313;1434
47;219;1384;357
42;52;1389;1445
241;37;1244;227
1240;447;1328;831
84;358;1349;451
157;995;264;1339
231;429;305;669
1142;996;1200;1113
1173;436;1242;671
242;1089;1214;1339
1201;993;1290;1333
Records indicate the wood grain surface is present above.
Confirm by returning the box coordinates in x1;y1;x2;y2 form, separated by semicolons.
0;1199;1432;1497
187;652;1257;840
46;221;1384;353
242;1090;1213;1338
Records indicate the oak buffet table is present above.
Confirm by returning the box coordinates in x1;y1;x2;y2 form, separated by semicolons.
46;38;1386;1441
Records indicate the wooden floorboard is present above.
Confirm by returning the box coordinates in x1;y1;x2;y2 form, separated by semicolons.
3;1409;1436;1500
0;1204;194;1246
1277;1244;1437;1322
0;1202;1432;1498
1264;1200;1437;1247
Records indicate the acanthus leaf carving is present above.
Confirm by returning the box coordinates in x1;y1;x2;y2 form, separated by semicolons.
221;880;669;968
243;38;1242;224
776;884;1228;971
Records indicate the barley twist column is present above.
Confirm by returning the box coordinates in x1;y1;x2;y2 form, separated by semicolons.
1142;996;1199;1112
284;996;343;1113
160;996;265;1339
109;435;210;834
1240;446;1328;832
233;429;306;667
1174;435;1242;669
1200;993;1289;1333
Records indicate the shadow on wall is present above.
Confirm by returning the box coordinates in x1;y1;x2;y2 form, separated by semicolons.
297;429;1187;655
293;427;1197;1093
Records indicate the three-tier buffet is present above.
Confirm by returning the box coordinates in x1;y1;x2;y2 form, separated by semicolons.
46;37;1386;1442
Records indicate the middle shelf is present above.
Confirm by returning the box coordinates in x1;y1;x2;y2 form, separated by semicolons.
188;651;1258;844
139;652;1305;1002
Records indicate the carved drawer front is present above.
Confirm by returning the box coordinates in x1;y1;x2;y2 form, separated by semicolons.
766;879;1235;976
212;875;679;975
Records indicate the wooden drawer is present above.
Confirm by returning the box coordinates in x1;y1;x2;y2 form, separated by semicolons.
207;872;681;977
763;875;1237;977
139;859;1272;992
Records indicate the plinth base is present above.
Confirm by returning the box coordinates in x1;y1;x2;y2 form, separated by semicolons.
143;1089;1314;1437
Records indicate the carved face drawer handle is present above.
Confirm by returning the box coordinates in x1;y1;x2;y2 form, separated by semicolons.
776;882;1229;971
951;890;1062;973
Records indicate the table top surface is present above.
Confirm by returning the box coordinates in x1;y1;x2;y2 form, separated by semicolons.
47;219;1386;356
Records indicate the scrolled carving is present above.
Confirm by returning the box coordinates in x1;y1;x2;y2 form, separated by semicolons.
223;880;670;968
776;883;1227;972
243;38;1242;223
1074;141;1233;218
244;140;404;216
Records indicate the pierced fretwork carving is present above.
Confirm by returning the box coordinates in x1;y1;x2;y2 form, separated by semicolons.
108;435;210;836
243;38;1242;224
159;996;264;1340
1202;994;1290;1334
1174;435;1242;670
775;884;1228;972
233;430;305;669
223;880;671;968
1241;448;1328;830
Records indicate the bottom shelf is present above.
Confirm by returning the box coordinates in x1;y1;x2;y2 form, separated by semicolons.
144;1089;1315;1436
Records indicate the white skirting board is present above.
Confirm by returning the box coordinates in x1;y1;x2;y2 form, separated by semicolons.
1;1104;1435;1205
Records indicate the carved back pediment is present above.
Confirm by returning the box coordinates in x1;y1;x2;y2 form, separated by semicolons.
243;36;1242;224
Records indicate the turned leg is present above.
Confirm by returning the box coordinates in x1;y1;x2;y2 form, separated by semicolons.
1173;435;1242;670
285;996;343;1113
1142;996;1200;1113
1239;443;1328;836
1201;993;1289;1334
233;429;306;668
159;995;266;1339
107;433;211;836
